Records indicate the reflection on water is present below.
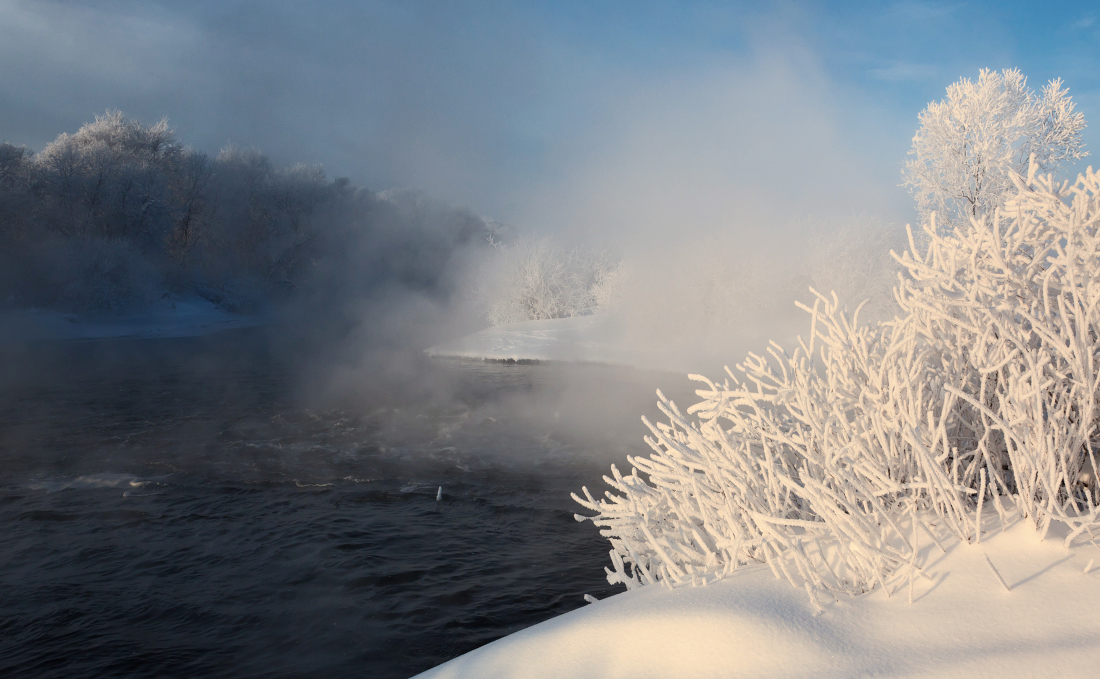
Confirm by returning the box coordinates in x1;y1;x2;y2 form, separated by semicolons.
0;330;689;678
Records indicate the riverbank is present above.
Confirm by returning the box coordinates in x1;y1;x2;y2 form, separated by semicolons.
426;314;801;375
415;513;1100;678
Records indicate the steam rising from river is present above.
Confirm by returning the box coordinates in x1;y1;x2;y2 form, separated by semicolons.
1;2;915;454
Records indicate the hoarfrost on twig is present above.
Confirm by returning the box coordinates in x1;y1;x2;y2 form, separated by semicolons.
575;160;1100;603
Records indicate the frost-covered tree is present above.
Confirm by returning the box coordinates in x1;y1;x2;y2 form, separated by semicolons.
475;237;620;326
0;142;28;190
33;110;183;241
0;110;498;314
0;142;31;235
199;146;331;301
902;68;1086;232
164;150;213;269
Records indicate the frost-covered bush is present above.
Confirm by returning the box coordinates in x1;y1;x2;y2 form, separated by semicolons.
575;160;1100;602
902;69;1087;234
589;258;631;312
477;237;620;326
896;161;1100;542
575;291;939;601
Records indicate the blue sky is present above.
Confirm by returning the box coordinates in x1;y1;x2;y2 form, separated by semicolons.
2;1;1098;241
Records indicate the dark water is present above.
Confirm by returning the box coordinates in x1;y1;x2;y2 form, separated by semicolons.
0;330;684;678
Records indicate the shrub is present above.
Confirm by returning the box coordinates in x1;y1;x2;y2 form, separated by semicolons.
896;160;1100;542
477;237;620;326
575;160;1100;603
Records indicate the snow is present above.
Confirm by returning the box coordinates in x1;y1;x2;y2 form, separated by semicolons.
427;315;630;365
414;515;1100;679
0;295;264;342
426;315;796;374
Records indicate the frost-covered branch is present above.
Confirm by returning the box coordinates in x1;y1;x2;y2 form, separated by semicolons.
902;69;1087;235
577;160;1100;602
473;237;621;325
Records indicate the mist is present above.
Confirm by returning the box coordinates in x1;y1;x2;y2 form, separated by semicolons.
0;1;949;446
1;6;1093;594
7;4;1100;678
5;1;1096;438
274;23;921;398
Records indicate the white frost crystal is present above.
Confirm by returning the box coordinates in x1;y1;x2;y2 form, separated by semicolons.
576;159;1100;602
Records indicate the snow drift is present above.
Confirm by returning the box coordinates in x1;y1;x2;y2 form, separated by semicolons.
415;514;1100;679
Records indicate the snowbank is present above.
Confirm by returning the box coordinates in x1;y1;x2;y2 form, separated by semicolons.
0;295;264;342
426;315;797;374
415;516;1100;678
427;316;631;365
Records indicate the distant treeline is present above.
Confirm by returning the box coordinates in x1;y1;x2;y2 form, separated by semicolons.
0;111;493;314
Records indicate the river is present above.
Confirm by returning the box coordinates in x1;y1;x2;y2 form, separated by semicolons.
0;329;690;678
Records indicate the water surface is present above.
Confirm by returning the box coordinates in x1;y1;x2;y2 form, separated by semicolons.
0;331;685;678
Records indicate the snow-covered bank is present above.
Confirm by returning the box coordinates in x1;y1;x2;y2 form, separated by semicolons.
0;295;265;342
426;315;798;374
427;316;631;366
416;516;1100;679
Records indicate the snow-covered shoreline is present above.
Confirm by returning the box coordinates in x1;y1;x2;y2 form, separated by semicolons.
427;316;634;366
426;315;799;375
415;515;1100;678
424;164;1100;678
0;295;265;342
425;315;1100;679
